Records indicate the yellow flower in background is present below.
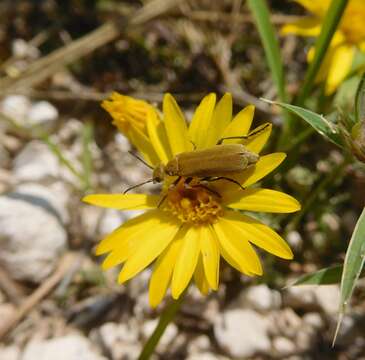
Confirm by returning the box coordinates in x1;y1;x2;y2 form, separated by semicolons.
84;93;300;307
282;0;365;95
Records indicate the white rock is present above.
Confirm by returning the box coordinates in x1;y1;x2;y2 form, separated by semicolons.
115;133;131;151
284;286;317;309
142;319;178;350
0;184;67;282
13;141;60;183
268;308;302;339
187;335;211;354
214;309;271;358
21;334;106;360
98;209;125;238
187;353;228;360
303;312;324;329
0;345;20;360
0;95;31;123
273;336;295;355
312;285;340;315
12;38;40;59
245;284;282;311
28;101;58;127
98;322;140;360
13;140;80;187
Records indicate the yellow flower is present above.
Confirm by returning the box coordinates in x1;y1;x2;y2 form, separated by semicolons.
84;93;300;307
282;0;365;94
102;92;161;165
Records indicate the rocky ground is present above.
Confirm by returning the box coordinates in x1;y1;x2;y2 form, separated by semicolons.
0;93;365;360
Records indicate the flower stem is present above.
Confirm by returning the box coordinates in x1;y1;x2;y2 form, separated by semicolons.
137;293;185;360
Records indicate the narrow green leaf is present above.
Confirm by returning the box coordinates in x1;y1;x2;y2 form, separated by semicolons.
296;0;349;106
355;72;365;123
289;265;343;287
247;0;287;103
334;207;365;343
264;99;344;147
247;0;294;145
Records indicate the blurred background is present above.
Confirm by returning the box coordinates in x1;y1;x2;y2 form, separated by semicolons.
0;1;364;359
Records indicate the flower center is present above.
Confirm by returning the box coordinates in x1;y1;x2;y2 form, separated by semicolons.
164;178;223;225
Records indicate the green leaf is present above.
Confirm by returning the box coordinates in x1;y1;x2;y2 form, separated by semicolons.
296;0;349;106
247;0;286;102
264;100;344;147
355;72;365;123
247;0;294;143
289;265;343;286
334;207;365;343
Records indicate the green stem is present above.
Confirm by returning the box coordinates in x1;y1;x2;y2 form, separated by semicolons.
295;0;349;106
137;293;185;360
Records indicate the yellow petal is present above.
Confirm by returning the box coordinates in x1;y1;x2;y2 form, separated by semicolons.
128;128;160;166
225;188;301;213
171;226;200;299
149;231;184;307
220;105;255;144
293;0;330;16
203;93;232;147
194;256;210;295
244;123;272;154
213;219;262;276
200;226;220;290
95;210;160;255
118;214;180;283
146;108;171;164
188;93;217;149
325;44;355;95
218;152;286;198
225;211;293;259
163;93;192;155
83;194;159;210
281;17;321;37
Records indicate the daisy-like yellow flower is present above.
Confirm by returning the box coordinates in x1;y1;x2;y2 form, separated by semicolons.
282;0;365;95
84;93;300;307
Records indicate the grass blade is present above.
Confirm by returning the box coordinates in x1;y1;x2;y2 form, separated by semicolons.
334;207;365;344
247;0;293;144
296;0;349;106
355;72;365;123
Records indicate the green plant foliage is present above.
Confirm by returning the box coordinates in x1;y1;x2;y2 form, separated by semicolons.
289;265;343;286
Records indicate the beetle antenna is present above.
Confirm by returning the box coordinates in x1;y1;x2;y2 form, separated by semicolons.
128;151;154;170
123;179;154;194
216;123;270;144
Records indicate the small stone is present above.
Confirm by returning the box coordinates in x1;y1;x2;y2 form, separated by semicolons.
0;345;20;360
273;336;296;355
98;209;125;238
268;308;302;339
313;285;340;315
28;101;58;127
0;183;68;282
13;141;60;183
244;284;282;311
214;309;271;358
295;326;317;351
303;312;324;329
187;335;211;354
0;303;16;322
284;286;317;310
0;95;31;123
187;353;228;360
22;333;106;360
12;38;40;59
286;231;303;251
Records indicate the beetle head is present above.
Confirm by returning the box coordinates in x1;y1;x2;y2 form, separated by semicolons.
152;164;166;183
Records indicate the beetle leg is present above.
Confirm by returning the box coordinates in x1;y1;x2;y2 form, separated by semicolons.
216;123;270;144
204;176;246;191
157;194;168;208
